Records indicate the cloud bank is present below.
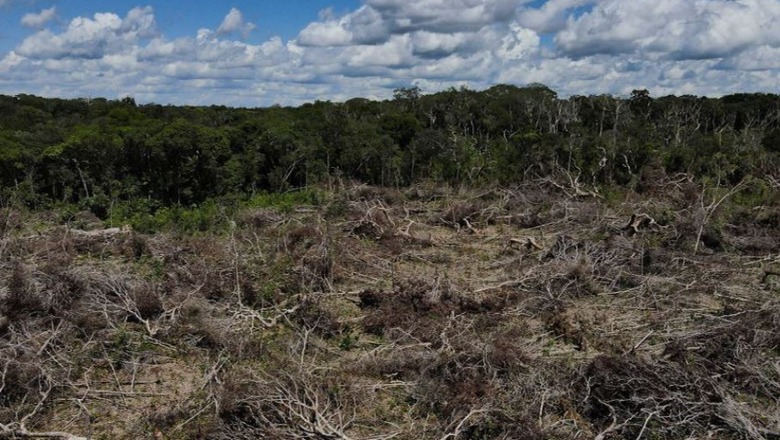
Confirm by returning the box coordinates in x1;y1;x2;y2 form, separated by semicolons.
1;1;778;106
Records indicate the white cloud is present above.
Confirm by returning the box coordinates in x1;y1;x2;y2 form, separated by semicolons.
555;0;780;60
17;7;155;60
347;34;414;67
411;27;502;58
412;31;476;57
297;0;524;48
216;8;256;39
409;51;496;81
1;2;779;106
365;0;521;32
298;5;389;46
341;6;391;44
497;22;539;60
21;6;57;28
717;45;780;71
0;51;23;73
122;6;157;37
298;20;354;46
517;0;592;33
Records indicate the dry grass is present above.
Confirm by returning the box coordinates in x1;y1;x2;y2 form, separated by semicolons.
1;180;779;439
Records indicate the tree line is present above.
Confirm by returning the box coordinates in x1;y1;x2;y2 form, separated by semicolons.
1;85;779;215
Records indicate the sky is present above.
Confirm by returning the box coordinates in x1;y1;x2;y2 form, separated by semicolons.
0;0;779;106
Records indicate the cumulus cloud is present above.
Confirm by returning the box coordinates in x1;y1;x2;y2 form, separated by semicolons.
497;22;540;59
347;34;414;67
411;30;482;57
298;6;388;46
298;0;525;48
21;6;57;28
295;0;541;82
1;2;779;106
517;0;592;33
365;0;520;33
555;0;780;60
0;51;23;73
716;45;780;71
216;8;256;39
298;19;354;46
17;7;155;59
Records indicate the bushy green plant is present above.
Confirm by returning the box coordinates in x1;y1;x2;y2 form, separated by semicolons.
245;188;322;212
108;198;226;234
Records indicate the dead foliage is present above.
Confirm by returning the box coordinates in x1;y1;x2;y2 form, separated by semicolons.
360;277;504;340
1;263;46;321
577;355;724;438
238;208;283;229
1;181;779;439
439;200;493;231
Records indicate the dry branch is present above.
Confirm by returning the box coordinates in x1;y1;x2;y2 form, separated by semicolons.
68;225;132;238
440;407;490;440
241;370;363;440
625;213;660;235
509;237;544;250
0;429;89;440
694;179;749;254
762;267;780;283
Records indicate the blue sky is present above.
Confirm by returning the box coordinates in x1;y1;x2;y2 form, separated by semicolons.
0;1;361;51
1;0;779;106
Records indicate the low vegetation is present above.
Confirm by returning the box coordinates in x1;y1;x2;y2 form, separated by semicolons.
1;173;779;439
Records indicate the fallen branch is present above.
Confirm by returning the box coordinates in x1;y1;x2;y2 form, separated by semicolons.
462;217;479;235
761;268;780;284
626;330;655;355
474;279;525;293
509;237;543;251
68;225;132;238
0;429;89;440
625;213;660;235
694;179;749;254
593;400;634;440
440;407;490;440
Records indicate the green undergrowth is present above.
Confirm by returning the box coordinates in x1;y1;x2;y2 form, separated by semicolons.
39;187;326;234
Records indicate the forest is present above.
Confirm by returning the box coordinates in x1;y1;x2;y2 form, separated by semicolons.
1;86;779;439
1;85;779;220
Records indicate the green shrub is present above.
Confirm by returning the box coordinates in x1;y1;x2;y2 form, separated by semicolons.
108;198;227;234
245;188;322;212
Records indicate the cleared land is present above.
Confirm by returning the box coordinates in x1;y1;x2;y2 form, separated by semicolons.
1;178;779;439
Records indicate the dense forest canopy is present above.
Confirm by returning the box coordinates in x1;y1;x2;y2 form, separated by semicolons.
1;85;779;215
